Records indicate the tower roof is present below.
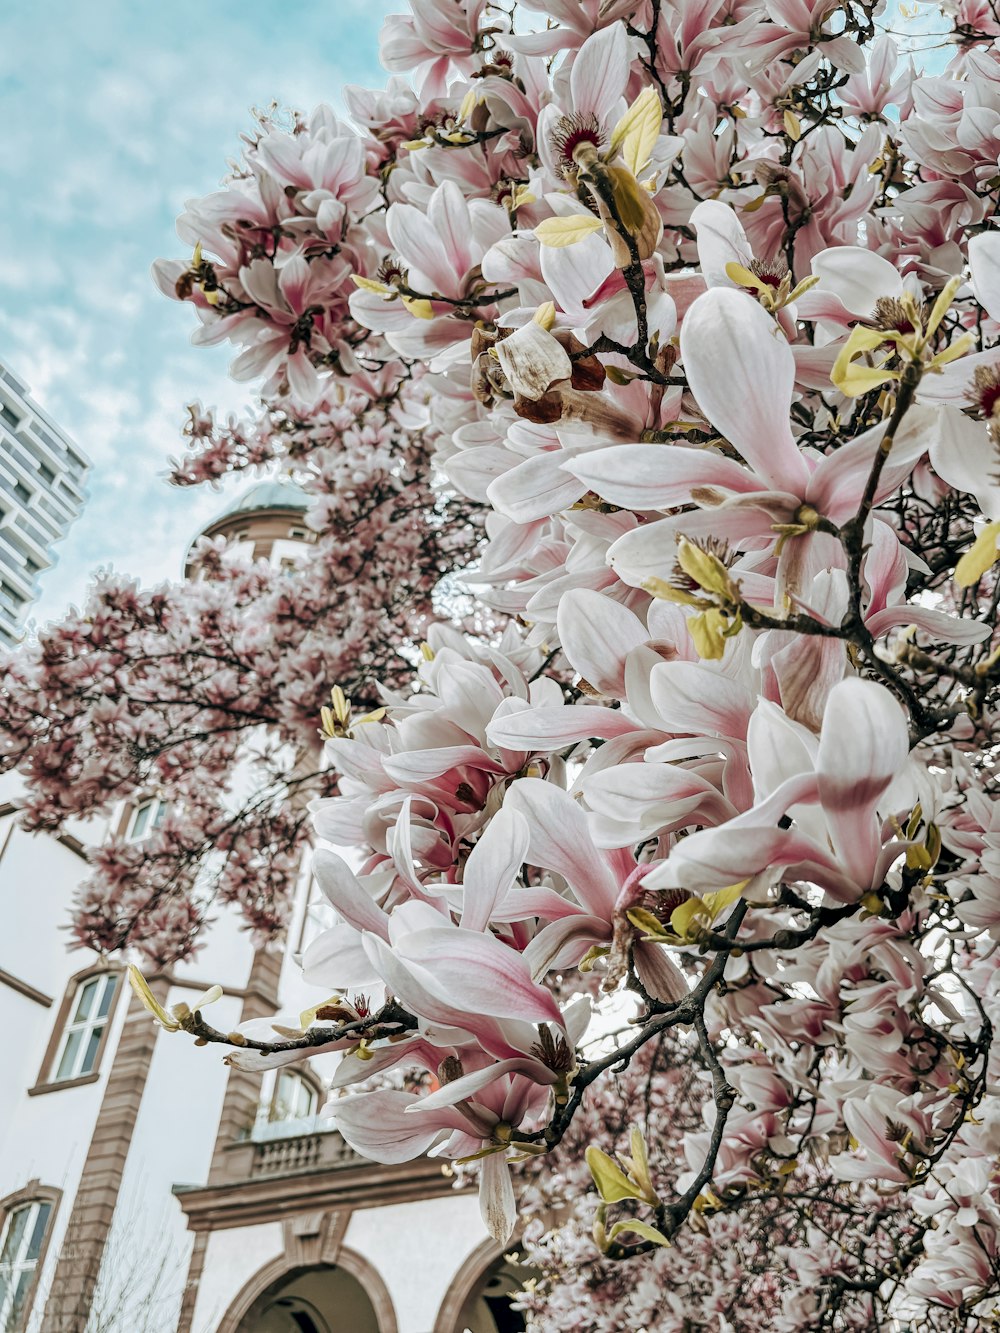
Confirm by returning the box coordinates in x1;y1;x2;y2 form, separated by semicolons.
213;479;311;521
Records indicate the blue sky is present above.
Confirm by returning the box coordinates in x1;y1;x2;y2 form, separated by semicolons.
0;0;397;628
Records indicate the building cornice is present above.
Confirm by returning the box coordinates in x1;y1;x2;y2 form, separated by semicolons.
0;801;87;860
0;968;54;1008
173;1156;468;1232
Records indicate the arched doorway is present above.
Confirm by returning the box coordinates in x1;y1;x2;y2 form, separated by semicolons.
437;1243;539;1333
221;1250;396;1333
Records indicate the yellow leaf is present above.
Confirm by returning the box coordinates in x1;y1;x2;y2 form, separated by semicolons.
830;324;897;397
608;165;651;233
609;87;662;176
532;300;556;330
929;331;975;369
458;89;477;124
701;879;748;923
534;215;604;247
586;1146;642;1203
925;274;962;338
606;1219;671;1248
669;895;711;941
687;609;729;659
725;261;765;294
676;536;733;597
627;1127;656;1201
783;109;802;142
626;907;671;940
351;274;392;295
401;295;434;319
955;519;1000;586
128;965;177;1030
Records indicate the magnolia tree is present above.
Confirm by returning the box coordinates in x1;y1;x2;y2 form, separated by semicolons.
0;369;481;963
30;0;1000;1325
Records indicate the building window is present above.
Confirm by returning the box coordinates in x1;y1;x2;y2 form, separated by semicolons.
269;1070;319;1124
0;1197;53;1331
126;797;167;842
51;973;119;1083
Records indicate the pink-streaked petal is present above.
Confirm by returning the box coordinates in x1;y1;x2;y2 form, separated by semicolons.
648;824;855;900
312;850;390;938
649;661;753;741
327;1089;463;1163
556;588;649;696
970;232;1000;323
633;941;689;1003
816;678;909;889
480;1150;517;1242
302;922;382;990
486;702;639;751
809;246;902;317
570;23;629;123
566;444;761;509
504;777;622;919
407;1057;557;1113
488;452;587;522
396;926;566;1027
690;199;753;289
874;603;992;645
522;915;610;977
679;288;810;492
461;807;531;933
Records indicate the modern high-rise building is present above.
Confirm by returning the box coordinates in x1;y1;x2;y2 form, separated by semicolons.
0;485;525;1333
0;360;90;647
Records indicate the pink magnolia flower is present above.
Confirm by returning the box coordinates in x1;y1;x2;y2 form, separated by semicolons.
644;678;910;904
569;287;931;595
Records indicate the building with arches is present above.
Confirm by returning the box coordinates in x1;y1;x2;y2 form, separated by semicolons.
0;482;531;1333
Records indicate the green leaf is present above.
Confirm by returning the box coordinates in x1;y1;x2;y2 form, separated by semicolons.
609;88;662;175
956;520;1000;587
586;1146;642;1203
606;1219;672;1247
534;215;604;247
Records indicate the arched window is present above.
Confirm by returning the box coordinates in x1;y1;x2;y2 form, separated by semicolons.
269;1069;320;1124
31;968;122;1093
253;1068;323;1139
0;1183;60;1332
438;1249;538;1333
51;972;119;1082
125;797;167;842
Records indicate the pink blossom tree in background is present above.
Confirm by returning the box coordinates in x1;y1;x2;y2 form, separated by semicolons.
13;0;1000;1324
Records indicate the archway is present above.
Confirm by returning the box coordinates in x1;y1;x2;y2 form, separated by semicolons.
245;1266;373;1333
435;1241;539;1333
220;1248;397;1333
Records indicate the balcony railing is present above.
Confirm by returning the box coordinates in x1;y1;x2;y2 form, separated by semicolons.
222;1119;366;1184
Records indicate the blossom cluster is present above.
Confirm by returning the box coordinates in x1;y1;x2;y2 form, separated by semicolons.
0;379;480;963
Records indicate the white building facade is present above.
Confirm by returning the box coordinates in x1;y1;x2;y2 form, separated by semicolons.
0;361;89;647
0;488;525;1333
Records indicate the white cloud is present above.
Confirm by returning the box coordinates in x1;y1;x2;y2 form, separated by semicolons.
0;0;397;632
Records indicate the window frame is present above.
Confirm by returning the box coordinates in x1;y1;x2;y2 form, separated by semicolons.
268;1068;320;1125
0;1182;60;1333
125;797;167;842
251;1066;325;1139
30;967;122;1096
